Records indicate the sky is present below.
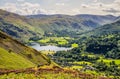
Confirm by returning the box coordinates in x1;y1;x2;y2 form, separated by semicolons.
0;0;120;16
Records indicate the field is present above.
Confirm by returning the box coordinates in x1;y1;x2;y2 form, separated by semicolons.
41;51;55;55
97;59;120;66
71;66;83;69
71;43;79;48
73;61;92;65
37;37;72;46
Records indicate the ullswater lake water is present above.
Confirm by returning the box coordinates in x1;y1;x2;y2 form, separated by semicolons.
30;42;72;52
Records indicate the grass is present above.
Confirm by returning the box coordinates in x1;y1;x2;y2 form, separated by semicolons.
38;38;50;43
102;34;114;39
81;54;97;57
0;72;79;79
0;68;112;79
71;43;79;48
0;47;35;69
41;51;55;55
85;70;100;75
73;61;92;65
97;59;120;65
0;31;53;67
38;37;70;45
71;66;83;69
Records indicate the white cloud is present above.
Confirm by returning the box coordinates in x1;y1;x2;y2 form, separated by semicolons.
93;0;98;3
74;0;120;16
17;0;25;2
103;8;120;14
21;2;40;8
0;0;120;16
0;3;18;13
0;2;48;15
55;3;65;6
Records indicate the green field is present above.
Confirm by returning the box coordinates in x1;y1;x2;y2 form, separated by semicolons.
73;61;92;65
37;37;72;45
97;59;120;65
71;66;83;69
71;43;79;48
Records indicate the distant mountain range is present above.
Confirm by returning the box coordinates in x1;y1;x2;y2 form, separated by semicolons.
75;14;117;25
0;9;120;42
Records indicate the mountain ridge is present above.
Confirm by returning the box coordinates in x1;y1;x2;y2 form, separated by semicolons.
0;9;119;42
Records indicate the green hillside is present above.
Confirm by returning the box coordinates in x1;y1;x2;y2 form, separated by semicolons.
0;9;43;42
81;20;120;37
0;47;35;69
0;31;52;69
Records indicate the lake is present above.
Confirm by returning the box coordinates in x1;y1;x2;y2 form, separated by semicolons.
30;42;72;52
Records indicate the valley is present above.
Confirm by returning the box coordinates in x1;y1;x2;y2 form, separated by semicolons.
0;8;120;79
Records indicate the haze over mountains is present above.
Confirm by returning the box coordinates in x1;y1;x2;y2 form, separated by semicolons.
0;9;120;42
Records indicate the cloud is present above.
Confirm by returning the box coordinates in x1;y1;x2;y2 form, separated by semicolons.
55;3;65;6
0;0;120;16
81;4;89;8
103;8;120;14
21;2;40;8
93;0;98;3
76;0;120;16
0;3;18;12
100;0;120;15
17;0;25;2
0;2;48;15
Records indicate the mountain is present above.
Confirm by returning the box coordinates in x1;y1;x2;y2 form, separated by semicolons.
0;31;53;69
83;19;120;36
75;14;117;25
27;14;117;27
27;14;118;36
27;14;100;34
0;9;119;42
116;16;120;21
0;9;43;42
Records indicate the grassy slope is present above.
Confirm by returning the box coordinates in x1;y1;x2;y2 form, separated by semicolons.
0;47;35;69
0;31;53;69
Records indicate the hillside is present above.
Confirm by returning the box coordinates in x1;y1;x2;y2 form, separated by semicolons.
0;9;43;42
0;32;112;79
94;20;120;35
27;14;117;36
0;31;52;69
78;19;120;38
75;14;117;25
0;47;35;69
0;9;119;42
